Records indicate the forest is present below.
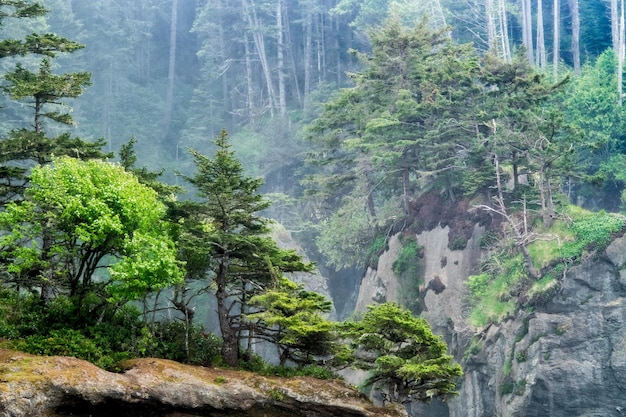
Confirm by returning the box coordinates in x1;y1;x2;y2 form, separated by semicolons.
0;0;625;408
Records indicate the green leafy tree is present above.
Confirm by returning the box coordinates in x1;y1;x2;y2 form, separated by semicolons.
181;129;313;367
0;156;183;316
246;276;336;366
342;302;462;404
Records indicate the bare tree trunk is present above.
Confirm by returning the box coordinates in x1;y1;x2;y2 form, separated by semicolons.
303;6;313;108
161;0;178;142
617;0;625;106
568;0;580;74
241;0;277;117
612;0;619;52
486;0;497;51
521;0;534;65
553;0;560;78
536;0;547;70
499;0;511;61
243;32;255;119
283;2;302;108
276;0;287;117
477;154;540;278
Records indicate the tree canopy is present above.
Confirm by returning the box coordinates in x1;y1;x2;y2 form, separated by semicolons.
0;157;183;315
342;302;462;403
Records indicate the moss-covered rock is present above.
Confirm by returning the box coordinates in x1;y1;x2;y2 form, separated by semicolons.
0;349;406;417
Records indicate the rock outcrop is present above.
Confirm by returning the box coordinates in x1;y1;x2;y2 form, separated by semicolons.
0;349;406;417
359;215;626;416
453;235;626;417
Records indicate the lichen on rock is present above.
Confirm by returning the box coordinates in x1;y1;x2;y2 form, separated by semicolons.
0;349;405;417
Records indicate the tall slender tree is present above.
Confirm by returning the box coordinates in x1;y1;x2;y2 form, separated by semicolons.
181;129;313;366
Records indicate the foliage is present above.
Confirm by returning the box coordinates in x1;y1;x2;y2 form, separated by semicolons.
0;157;183;316
179;129;314;367
559;210;625;260
341;302;462;403
246;276;337;366
467;206;626;328
392;237;423;312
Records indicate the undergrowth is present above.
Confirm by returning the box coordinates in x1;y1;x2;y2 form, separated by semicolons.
466;207;626;328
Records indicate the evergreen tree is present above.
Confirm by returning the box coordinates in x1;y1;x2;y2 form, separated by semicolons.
246;276;337;366
342;302;462;403
0;0;109;203
181;129;313;367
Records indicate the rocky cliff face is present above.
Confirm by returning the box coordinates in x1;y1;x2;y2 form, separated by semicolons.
0;349;406;417
357;215;626;417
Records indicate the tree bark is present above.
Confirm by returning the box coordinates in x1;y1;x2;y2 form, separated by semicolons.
276;0;287;117
617;0;624;106
553;0;560;78
241;0;277;117
612;0;619;52
486;0;497;51
216;256;239;367
568;0;580;74
536;0;546;70
498;0;511;61
161;0;178;142
521;0;534;65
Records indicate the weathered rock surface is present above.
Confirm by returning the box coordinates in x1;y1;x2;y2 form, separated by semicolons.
450;235;626;417
0;349;406;417
363;220;626;416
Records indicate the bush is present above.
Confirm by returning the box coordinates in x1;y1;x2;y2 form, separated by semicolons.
148;320;222;366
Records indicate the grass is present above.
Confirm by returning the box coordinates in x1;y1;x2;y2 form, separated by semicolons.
466;205;626;329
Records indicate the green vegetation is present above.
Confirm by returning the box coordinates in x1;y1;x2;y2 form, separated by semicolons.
341;303;463;403
467;207;626;328
392;237;423;312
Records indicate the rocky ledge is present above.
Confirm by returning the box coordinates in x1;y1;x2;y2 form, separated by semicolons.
0;349;405;417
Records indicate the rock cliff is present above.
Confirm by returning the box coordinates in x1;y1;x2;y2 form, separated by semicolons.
357;208;626;416
0;349;406;417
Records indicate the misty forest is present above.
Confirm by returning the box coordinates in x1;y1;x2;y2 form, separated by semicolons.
1;0;626;416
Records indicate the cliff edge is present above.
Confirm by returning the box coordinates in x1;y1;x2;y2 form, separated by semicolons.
0;349;406;417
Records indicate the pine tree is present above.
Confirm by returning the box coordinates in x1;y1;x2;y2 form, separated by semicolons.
181;129;313;367
0;1;109;203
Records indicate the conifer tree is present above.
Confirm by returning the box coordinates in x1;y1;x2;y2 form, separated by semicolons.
0;0;109;203
181;129;313;367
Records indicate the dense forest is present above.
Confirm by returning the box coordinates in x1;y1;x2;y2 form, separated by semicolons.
1;0;626;408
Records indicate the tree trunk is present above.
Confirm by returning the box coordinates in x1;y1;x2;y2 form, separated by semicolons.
536;0;546;70
568;0;580;74
521;0;534;65
216;258;239;367
241;0;277;117
161;0;178;142
276;0;287;117
617;0;624;106
553;0;560;78
498;0;511;61
243;32;255;120
612;0;619;52
486;0;497;51
303;6;313;109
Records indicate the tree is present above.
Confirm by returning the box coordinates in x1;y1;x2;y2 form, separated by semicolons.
0;156;183;316
342;303;462;404
0;1;83;59
181;129;313;367
306;20;481;267
246;276;337;366
0;3;109;203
